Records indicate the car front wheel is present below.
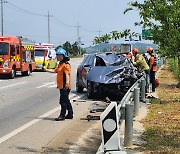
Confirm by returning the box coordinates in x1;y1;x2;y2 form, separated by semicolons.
76;78;84;93
87;81;94;99
22;66;31;76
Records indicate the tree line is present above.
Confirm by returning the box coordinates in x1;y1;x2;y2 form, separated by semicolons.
56;41;86;57
93;0;180;78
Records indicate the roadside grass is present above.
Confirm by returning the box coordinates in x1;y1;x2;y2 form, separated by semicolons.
142;65;180;154
168;58;179;79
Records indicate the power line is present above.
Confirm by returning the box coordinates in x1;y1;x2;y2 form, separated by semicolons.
3;1;101;46
6;2;77;28
4;30;67;41
5;2;53;43
5;1;100;33
4;4;30;14
52;17;99;34
7;2;47;17
53;16;75;28
51;18;66;28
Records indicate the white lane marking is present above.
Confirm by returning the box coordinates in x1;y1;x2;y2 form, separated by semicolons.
48;85;57;88
36;82;55;89
0;80;5;82
0;81;27;90
0;93;80;144
0;108;59;144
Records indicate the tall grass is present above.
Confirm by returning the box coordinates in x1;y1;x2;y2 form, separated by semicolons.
168;57;179;78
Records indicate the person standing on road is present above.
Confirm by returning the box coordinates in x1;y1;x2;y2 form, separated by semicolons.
146;47;157;92
43;47;73;121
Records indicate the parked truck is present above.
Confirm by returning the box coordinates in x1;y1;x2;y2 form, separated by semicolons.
0;36;36;78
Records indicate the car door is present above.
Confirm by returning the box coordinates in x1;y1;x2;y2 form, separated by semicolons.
77;55;89;87
81;55;95;86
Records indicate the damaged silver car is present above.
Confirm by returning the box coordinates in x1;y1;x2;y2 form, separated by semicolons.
76;52;142;99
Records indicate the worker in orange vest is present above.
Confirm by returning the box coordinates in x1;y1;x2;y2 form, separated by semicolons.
43;48;73;121
147;47;157;92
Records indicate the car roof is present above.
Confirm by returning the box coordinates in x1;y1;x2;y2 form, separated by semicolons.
86;52;121;56
86;52;128;59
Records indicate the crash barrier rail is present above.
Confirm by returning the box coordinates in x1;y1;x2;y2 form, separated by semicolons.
97;58;165;154
96;74;146;154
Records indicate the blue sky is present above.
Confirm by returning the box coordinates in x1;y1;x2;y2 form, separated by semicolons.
3;0;143;47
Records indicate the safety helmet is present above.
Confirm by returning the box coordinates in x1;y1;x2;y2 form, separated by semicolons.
132;48;139;54
147;47;153;53
56;48;68;57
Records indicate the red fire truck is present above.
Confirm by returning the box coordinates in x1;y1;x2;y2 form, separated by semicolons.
0;36;36;78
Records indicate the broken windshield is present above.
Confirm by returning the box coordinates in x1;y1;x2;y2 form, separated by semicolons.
0;43;9;55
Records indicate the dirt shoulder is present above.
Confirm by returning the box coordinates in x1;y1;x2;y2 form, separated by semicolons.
141;65;180;154
39;112;101;154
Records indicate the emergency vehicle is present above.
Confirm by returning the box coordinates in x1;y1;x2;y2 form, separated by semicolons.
0;36;36;78
34;43;57;70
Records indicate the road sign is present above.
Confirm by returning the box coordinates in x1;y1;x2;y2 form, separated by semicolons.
100;102;120;151
142;29;152;39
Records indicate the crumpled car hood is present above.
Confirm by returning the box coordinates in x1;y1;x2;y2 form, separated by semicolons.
86;53;141;84
96;53;126;66
86;66;138;84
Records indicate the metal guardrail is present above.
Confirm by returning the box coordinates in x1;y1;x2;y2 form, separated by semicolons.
97;58;164;154
96;75;146;154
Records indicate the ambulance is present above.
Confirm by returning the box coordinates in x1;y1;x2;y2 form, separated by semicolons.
34;43;57;70
0;36;36;78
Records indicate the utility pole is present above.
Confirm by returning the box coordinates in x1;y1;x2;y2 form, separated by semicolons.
98;28;102;52
76;22;81;55
0;0;6;36
48;11;50;43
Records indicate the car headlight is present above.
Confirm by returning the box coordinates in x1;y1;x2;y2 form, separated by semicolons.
3;60;9;68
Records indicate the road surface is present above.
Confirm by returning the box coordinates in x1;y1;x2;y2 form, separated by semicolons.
0;58;91;153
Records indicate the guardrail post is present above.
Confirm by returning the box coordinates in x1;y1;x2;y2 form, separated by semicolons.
140;78;146;102
124;103;133;147
133;88;140;116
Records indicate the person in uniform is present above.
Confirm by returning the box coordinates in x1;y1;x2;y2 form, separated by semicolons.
132;48;149;72
146;47;157;92
132;48;150;93
43;48;73;121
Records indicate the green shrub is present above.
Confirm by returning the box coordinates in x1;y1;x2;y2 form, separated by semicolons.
168;58;179;78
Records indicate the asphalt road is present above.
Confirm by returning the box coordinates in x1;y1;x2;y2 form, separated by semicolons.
0;58;91;154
